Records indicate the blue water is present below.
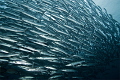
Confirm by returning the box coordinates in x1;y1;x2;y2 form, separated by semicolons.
93;0;120;22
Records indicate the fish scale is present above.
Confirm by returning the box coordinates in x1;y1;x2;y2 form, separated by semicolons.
0;0;120;80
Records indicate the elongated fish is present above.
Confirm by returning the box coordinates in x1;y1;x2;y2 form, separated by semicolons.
0;0;119;80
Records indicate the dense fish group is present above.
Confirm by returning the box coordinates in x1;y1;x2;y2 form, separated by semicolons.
0;0;120;80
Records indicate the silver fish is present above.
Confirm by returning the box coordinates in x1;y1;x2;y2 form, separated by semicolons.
0;0;119;80
66;61;86;67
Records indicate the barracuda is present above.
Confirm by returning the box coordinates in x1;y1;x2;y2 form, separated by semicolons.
0;0;120;80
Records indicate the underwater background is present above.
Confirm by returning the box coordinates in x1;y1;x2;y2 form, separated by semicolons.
93;0;120;22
